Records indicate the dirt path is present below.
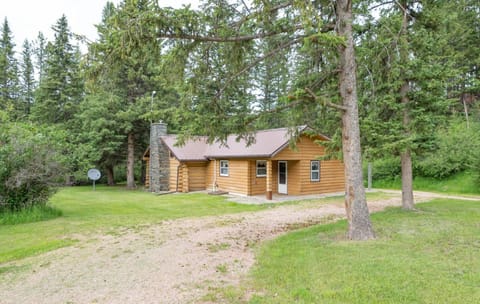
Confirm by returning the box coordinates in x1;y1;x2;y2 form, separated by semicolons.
0;191;478;304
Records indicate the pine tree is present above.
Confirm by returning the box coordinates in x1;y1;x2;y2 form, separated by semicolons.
357;0;457;209
19;39;36;117
85;0;164;189
0;18;19;115
32;15;83;125
33;32;47;85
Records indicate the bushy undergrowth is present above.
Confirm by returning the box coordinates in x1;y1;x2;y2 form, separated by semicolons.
372;171;480;194
0;115;67;212
367;120;480;185
366;157;401;180
415;120;480;178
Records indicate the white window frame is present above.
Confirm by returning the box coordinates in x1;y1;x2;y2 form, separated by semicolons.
256;160;267;177
311;160;320;182
220;160;229;177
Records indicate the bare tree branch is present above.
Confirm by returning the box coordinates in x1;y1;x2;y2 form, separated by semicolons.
240;0;251;14
368;1;395;11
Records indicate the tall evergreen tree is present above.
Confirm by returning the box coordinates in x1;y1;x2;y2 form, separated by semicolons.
86;0;164;189
253;34;291;129
442;0;480;123
33;32;47;85
357;0;456;209
32;15;83;125
0;18;19;115
19;39;36;117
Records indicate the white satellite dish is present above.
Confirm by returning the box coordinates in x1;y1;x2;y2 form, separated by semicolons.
88;169;101;180
87;168;101;190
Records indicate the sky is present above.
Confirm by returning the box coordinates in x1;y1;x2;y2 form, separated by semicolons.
1;0;199;53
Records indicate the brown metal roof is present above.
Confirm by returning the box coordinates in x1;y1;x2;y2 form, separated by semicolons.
160;126;328;161
160;135;209;161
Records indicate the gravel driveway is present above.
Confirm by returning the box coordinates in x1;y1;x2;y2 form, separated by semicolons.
1;191;475;304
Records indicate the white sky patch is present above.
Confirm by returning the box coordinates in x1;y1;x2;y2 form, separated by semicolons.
1;0;199;53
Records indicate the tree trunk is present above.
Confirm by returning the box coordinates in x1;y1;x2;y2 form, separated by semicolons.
399;0;415;210
462;94;470;129
401;149;414;209
336;0;375;240
126;132;136;189
106;165;115;186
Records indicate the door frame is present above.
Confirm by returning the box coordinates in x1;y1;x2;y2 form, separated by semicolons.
278;161;288;194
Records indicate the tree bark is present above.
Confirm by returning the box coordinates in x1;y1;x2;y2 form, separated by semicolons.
399;0;415;210
336;0;375;240
106;165;115;186
126;132;136;189
401;149;414;209
462;94;470;129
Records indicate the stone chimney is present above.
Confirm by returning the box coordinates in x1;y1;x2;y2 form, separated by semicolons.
149;121;170;192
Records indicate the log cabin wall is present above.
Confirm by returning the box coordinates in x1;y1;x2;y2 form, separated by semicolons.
207;159;250;195
273;135;345;195
249;160;267;195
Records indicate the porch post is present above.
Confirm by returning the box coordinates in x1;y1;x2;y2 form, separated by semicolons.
266;160;273;200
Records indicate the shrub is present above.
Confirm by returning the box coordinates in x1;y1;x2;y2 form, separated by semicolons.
472;148;480;187
415;120;480;178
366;157;401;180
0;120;67;213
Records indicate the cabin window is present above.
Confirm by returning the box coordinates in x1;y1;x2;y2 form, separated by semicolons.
256;160;267;177
220;160;229;176
311;160;320;182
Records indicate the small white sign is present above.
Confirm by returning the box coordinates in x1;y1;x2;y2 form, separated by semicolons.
87;168;101;181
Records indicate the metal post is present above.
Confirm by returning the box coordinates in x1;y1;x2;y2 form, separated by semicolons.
367;162;372;191
150;91;156;124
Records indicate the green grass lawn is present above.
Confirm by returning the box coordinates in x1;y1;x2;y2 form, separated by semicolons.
0;186;267;263
373;171;480;195
238;199;480;304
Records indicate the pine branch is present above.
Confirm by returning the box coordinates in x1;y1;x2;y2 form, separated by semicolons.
304;87;347;111
157;24;305;42
368;1;395;11
243;98;306;126
156;22;335;43
231;1;293;28
215;36;305;99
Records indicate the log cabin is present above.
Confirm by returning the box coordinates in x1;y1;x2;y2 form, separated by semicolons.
143;123;345;200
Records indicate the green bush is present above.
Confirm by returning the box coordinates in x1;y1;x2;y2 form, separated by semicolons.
415;120;480;178
366;120;480;182
366;157;401;180
0;118;67;213
473;148;480;187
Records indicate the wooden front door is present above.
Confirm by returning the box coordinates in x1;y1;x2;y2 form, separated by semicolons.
278;161;287;194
